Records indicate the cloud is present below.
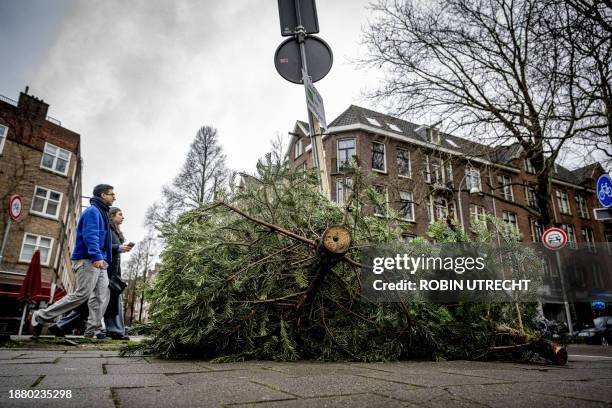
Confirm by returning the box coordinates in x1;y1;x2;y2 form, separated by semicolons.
29;0;376;242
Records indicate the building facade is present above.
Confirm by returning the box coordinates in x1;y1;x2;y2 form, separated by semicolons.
0;89;82;332
288;105;612;324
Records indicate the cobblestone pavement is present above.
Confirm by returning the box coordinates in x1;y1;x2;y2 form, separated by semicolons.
0;344;610;407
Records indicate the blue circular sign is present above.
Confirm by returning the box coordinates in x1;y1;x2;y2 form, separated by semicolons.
597;174;612;207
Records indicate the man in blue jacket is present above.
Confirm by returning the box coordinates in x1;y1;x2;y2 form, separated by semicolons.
31;184;115;335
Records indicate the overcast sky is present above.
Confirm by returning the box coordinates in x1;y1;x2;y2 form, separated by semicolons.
1;0;384;243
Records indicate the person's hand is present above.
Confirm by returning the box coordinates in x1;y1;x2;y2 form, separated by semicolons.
121;245;132;252
93;260;107;268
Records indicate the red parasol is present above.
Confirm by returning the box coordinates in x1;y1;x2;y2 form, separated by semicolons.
18;250;43;304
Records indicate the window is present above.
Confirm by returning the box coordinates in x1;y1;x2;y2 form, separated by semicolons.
30;186;62;219
469;204;486;224
427;156;444;185
575;195;589;218
335;177;353;205
337;139;355;172
0;124;7;154
562;224;577;249
396;149;411;178
399;191;415;221
294;139;303;158
19;233;53;266
502;211;519;234
366;117;381;126
445;162;454;187
498;175;514;202
524;158;535;174
373;185;387;216
428;129;441;144
371;142;386;172
41;142;71;175
582;227;595;252
530;219;543;243
445;138;459;148
465;167;481;191
388;123;402;133
556;191;571;215
525;186;538;209
430;198;452;222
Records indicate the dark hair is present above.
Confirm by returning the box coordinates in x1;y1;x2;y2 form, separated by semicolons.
93;184;114;197
109;207;125;242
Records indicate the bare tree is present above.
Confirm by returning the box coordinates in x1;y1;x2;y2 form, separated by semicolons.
360;0;610;228
147;125;229;227
123;233;158;325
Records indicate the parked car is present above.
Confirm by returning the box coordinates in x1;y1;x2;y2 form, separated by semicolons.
575;316;612;346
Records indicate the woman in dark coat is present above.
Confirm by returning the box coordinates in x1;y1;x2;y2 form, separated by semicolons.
104;207;131;340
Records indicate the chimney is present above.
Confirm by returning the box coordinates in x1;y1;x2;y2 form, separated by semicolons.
17;86;49;121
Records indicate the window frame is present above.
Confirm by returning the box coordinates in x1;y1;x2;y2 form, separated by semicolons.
396;148;412;178
562;224;577;249
30;185;63;220
336;138;356;172
19;233;54;266
499;175;514;202
575;195;589;219
524;158;535;174
0;124;7;155
556;190;572;215
399;190;416;222
294;139;303;159
371;141;387;173
40;142;71;176
502;211;519;234
372;184;387;216
469;203;487;224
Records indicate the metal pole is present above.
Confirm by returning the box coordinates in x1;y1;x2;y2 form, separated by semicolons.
294;3;330;199
0;218;13;265
18;303;27;336
556;251;573;334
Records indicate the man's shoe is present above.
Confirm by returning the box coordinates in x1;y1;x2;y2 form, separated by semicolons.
95;332;107;340
48;325;66;337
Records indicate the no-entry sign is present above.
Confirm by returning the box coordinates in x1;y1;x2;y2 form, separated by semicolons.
8;195;23;221
542;227;568;250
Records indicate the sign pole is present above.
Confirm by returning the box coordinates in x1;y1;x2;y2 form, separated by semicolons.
555;251;573;335
294;0;330;199
0;217;12;265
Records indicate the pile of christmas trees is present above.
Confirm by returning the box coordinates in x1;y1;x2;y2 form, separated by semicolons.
126;159;556;363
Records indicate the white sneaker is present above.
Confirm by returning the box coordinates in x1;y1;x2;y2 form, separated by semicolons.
31;311;40;327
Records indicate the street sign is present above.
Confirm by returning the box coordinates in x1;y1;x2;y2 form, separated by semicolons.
274;36;333;84
594;207;612;221
8;194;23;221
303;70;326;129
597;174;612;207
278;0;319;36
542;227;568;251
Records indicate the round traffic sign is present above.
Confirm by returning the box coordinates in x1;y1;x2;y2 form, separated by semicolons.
8;194;23;221
542;227;568;251
274;35;333;84
597;174;612;207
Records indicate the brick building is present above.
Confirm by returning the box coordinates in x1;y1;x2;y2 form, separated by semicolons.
288;105;612;324
0;89;82;332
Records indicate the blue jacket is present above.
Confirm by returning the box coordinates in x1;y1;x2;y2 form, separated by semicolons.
71;205;112;263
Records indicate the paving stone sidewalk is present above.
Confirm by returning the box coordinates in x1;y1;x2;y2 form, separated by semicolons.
0;345;611;407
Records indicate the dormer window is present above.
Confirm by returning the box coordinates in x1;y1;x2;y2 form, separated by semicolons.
428;129;441;144
366;117;381;127
388;123;402;133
